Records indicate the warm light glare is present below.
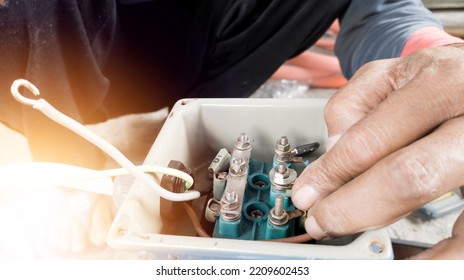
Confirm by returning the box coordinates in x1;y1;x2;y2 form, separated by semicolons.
0;162;114;259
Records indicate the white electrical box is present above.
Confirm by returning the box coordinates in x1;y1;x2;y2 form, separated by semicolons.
107;98;393;259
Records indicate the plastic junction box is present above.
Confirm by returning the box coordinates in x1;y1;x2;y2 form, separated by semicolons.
107;98;393;259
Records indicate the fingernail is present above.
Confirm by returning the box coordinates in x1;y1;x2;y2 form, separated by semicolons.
291;185;319;210
327;134;341;151
305;215;326;240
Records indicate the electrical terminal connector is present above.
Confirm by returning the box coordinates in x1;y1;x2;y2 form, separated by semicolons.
208;133;315;240
268;194;289;226
204;198;221;223
212;172;227;201
269;162;297;207
208;148;231;177
218;133;252;225
273;136;320;167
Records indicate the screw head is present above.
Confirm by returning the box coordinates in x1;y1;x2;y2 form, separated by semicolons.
369;242;384;254
235;133;251;150
229;156;247;176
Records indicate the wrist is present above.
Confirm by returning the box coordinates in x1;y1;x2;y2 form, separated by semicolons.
401;26;464;56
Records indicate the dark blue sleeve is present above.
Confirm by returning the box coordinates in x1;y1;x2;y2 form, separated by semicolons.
335;0;443;78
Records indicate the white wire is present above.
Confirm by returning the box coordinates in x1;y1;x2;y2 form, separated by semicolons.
10;79;200;202
0;163;193;196
77;165;194;187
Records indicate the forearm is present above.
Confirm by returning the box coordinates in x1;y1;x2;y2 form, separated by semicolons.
335;0;445;78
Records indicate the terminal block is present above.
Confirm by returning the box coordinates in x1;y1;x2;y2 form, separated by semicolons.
206;133;311;240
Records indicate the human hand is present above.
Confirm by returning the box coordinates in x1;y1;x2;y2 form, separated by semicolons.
406;210;464;259
48;192;113;256
291;43;464;258
0;189;113;259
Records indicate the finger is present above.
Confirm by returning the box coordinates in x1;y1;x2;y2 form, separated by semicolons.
292;48;464;211
452;208;464;237
406;235;464;259
304;116;464;239
324;58;398;142
89;196;113;247
291;59;397;209
323;59;400;151
408;210;464;259
325;45;464;143
70;219;89;253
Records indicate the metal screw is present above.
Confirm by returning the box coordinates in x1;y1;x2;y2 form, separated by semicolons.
235;132;251;150
269;162;297;190
369;242;384;254
274;194;285;216
220;189;241;221
229;156;247;176
221;189;239;210
276;136;290;151
250;210;264;219
276;136;290;152
276;162;289;177
224;189;236;202
269;194;289;226
274;136;292;163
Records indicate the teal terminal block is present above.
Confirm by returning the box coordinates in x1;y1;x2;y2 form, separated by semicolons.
213;160;296;240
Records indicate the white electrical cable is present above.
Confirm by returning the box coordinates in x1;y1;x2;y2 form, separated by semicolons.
76;165;194;187
10;79;200;202
0;162;193;196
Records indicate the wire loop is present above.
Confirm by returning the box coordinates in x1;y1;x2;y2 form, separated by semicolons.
10;79;200;201
11;79;42;107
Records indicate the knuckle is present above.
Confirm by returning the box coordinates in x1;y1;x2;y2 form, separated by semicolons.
408;46;464;81
345;127;378;160
321;150;358;185
333;124;388;172
359;59;388;73
387;151;441;204
324;92;347;126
